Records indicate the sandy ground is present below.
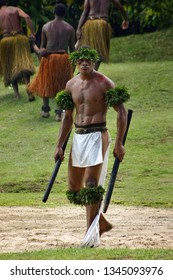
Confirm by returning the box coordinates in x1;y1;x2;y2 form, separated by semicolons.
0;205;173;253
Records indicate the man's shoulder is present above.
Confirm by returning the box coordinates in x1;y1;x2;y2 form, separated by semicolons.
43;20;58;31
94;70;107;79
0;6;18;18
8;6;19;12
66;75;79;87
94;71;115;88
64;21;75;31
68;74;79;83
2;6;17;13
43;21;52;29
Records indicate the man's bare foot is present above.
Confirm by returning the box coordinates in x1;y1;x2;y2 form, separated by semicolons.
15;94;20;99
27;92;35;102
99;213;113;236
28;95;35;102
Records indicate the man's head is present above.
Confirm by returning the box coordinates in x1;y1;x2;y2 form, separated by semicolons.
54;3;66;17
0;0;7;7
69;46;99;75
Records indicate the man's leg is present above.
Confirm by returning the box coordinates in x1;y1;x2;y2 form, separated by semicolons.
84;168;102;230
84;166;112;235
55;108;63;122
41;97;50;118
12;82;20;99
85;131;112;235
68;156;112;236
67;136;113;239
85;204;113;236
68;150;85;191
24;74;35;102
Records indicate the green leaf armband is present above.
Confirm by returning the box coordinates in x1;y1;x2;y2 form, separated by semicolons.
66;185;105;206
56;90;74;110
106;86;130;107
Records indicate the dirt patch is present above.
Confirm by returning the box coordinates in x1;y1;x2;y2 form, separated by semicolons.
0;205;173;253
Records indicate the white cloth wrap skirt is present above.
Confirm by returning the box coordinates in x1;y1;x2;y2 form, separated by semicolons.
72;131;111;188
72;131;103;167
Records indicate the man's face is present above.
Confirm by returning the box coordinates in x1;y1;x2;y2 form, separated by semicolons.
77;59;94;74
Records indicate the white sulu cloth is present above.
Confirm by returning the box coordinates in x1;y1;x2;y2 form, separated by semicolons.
72;131;103;167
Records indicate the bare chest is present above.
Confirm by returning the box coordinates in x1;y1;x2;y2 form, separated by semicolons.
72;80;104;105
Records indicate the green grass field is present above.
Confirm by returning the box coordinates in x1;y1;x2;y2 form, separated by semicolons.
0;27;173;260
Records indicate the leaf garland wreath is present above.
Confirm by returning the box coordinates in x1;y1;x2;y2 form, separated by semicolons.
56;90;74;110
69;47;100;67
106;86;130;107
66;185;105;206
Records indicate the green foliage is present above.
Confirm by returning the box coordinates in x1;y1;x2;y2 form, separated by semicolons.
7;0;173;37
56;90;74;110
66;186;105;205
106;86;130;107
125;0;173;32
69;48;100;67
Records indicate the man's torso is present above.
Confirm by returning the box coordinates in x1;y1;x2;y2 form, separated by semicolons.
88;0;111;18
69;72;112;126
0;7;22;34
43;19;74;52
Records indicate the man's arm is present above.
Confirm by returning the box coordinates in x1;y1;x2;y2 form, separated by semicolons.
69;28;76;53
40;25;47;49
76;0;90;40
17;7;36;35
113;103;127;161
39;26;49;57
54;107;74;162
112;0;129;29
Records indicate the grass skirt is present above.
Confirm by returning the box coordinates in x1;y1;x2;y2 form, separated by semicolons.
78;19;112;62
28;53;73;98
0;35;35;86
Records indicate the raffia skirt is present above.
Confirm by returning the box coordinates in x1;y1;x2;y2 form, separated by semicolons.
28;53;73;98
78;19;112;62
0;34;35;86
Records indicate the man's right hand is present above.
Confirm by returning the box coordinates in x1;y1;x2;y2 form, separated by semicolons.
121;20;129;30
54;147;64;162
113;143;125;162
76;29;82;40
40;49;49;58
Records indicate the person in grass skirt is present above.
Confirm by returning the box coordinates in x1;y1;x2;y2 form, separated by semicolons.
76;0;129;70
27;3;75;120
0;0;36;101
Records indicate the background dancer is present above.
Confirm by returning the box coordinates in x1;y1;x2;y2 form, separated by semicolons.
0;0;36;101
76;0;129;70
28;3;75;120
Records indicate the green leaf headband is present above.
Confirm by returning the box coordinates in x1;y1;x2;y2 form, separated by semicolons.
69;47;100;66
